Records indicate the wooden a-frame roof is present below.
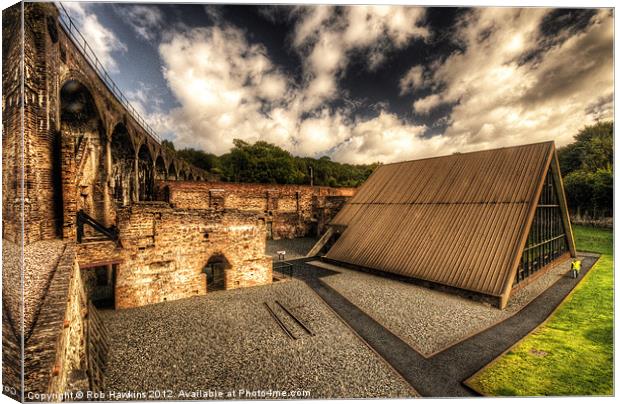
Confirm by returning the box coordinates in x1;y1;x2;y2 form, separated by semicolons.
325;141;576;307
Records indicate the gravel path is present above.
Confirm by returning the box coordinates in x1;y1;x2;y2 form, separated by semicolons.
2;238;66;338
307;256;579;356
101;280;416;399
266;238;318;261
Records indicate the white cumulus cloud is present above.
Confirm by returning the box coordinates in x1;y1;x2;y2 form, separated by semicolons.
61;1;127;72
406;8;614;150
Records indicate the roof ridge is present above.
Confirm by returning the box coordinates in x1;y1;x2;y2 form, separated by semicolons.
378;140;554;168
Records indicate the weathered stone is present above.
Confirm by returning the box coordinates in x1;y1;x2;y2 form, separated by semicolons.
2;3;355;401
156;181;355;239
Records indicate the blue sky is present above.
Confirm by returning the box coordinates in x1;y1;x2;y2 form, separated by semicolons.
59;1;613;164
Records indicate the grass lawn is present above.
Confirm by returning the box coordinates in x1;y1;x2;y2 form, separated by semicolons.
466;225;613;396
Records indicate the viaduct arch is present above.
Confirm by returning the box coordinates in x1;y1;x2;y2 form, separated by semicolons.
2;2;209;244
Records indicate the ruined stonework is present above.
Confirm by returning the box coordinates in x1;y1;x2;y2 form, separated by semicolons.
156;181;356;239
24;244;92;399
2;3;349;399
2;2;208;246
76;203;272;309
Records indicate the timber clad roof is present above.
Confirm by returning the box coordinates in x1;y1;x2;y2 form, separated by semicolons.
326;142;556;298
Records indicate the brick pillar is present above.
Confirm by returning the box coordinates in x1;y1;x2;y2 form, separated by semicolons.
61;133;77;240
102;135;112;226
133;154;139;202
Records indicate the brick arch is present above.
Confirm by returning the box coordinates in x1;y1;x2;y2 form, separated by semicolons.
176;161;188;180
154;154;167;180
143;139;160;163
110;122;135;206
203;252;233;291
59;77;109;230
167;159;178;180
137;143;154;201
58;70;107;127
110;119;143;156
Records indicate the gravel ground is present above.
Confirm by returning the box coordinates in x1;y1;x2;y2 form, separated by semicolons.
266;237;319;261
2;238;66;338
101;280;416;399
308;257;578;357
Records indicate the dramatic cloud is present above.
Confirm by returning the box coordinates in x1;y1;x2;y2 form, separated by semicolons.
108;5;612;165
330;111;443;164
155;9;435;162
61;2;127;71
115;5;164;42
408;8;614;151
291;5;429;111
157;25;296;154
399;65;426;95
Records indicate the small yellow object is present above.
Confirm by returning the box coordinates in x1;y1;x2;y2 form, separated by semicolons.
571;260;582;278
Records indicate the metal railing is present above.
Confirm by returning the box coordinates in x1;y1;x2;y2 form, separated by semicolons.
56;2;161;144
76;210;121;245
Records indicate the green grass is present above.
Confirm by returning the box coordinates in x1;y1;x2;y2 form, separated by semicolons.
467;225;613;396
573;225;614;255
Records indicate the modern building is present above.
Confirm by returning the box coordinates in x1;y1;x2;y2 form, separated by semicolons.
324;141;576;308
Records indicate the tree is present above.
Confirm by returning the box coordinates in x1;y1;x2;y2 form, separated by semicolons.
215;139;378;186
175;148;220;172
219;139;304;184
558;121;613;175
558;121;613;218
161;139;175;151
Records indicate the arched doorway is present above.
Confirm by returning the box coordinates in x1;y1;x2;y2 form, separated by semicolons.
137;144;154;201
60;79;106;227
111;123;135;206
203;254;231;292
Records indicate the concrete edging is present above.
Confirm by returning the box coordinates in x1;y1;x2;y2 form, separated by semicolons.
302;279;421;398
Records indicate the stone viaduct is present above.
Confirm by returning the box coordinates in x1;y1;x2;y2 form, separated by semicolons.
1;3;270;399
2;2;208;246
3;4;357;398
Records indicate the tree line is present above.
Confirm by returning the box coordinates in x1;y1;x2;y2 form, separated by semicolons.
558;121;613;219
161;139;379;187
163;120;613;218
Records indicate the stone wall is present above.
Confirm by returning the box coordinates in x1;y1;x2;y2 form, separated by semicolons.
3;3;208;246
24;243;89;400
77;202;272;309
156;181;356;239
3;3;29;244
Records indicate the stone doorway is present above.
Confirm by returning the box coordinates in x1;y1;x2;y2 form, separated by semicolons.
82;264;117;309
204;254;231;292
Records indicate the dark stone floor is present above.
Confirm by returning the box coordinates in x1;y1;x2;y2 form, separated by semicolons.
265;237;318;261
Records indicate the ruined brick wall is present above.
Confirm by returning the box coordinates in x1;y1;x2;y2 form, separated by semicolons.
156;181;356;239
2;6;25;398
5;3;207;246
78;203;272;309
2;4;24;245
47;254;88;397
25;243;89;399
314;195;351;236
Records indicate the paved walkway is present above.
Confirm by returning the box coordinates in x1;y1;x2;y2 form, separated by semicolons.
287;254;599;397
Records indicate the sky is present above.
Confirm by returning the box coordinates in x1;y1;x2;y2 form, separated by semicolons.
58;1;614;164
